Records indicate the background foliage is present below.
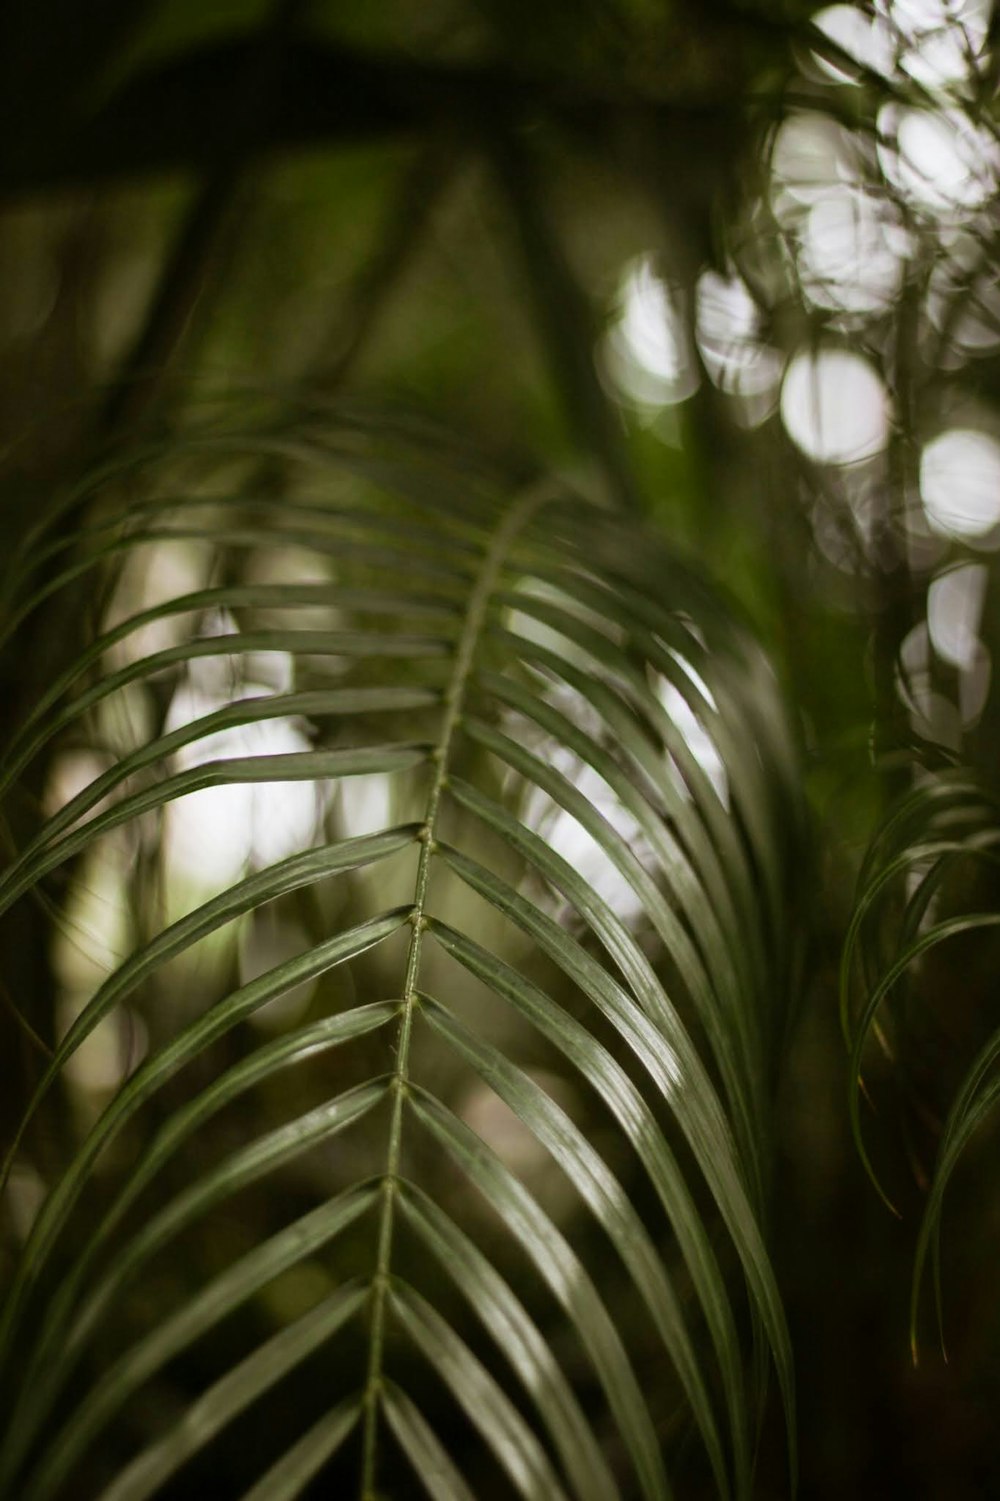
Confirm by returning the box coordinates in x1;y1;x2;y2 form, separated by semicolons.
3;1;1000;1496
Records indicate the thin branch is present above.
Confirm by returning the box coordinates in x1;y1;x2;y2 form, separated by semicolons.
101;0;309;437
1;38;741;199
308;134;464;395
0;979;53;1062
486;125;640;515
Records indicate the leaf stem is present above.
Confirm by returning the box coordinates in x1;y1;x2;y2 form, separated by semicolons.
358;486;547;1498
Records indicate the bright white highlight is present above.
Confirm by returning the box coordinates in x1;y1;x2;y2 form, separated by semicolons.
607;257;699;407
337;772;392;840
879;105;999;213
883;0;992;87
781;348;890;464
928;563;988;668
621;261;685;380
920;429;1000;540
526;757;647;922
799;189;906;315
657;675;729;808
105;541;209;669
813;5;895;81
696;270;784;411
163;676;319;888
771;113;861;209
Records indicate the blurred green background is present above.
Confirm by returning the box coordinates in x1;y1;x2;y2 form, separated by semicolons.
3;1;1000;1496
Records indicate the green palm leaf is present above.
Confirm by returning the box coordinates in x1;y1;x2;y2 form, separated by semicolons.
0;422;803;1499
842;772;1000;1359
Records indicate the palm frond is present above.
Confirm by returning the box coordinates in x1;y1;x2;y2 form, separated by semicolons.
0;420;804;1499
841;771;1000;1359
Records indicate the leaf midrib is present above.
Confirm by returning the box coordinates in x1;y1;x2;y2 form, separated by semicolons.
358;484;546;1498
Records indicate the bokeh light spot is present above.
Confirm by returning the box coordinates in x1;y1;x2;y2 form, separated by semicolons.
920;428;1000;541
781;348;890;464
